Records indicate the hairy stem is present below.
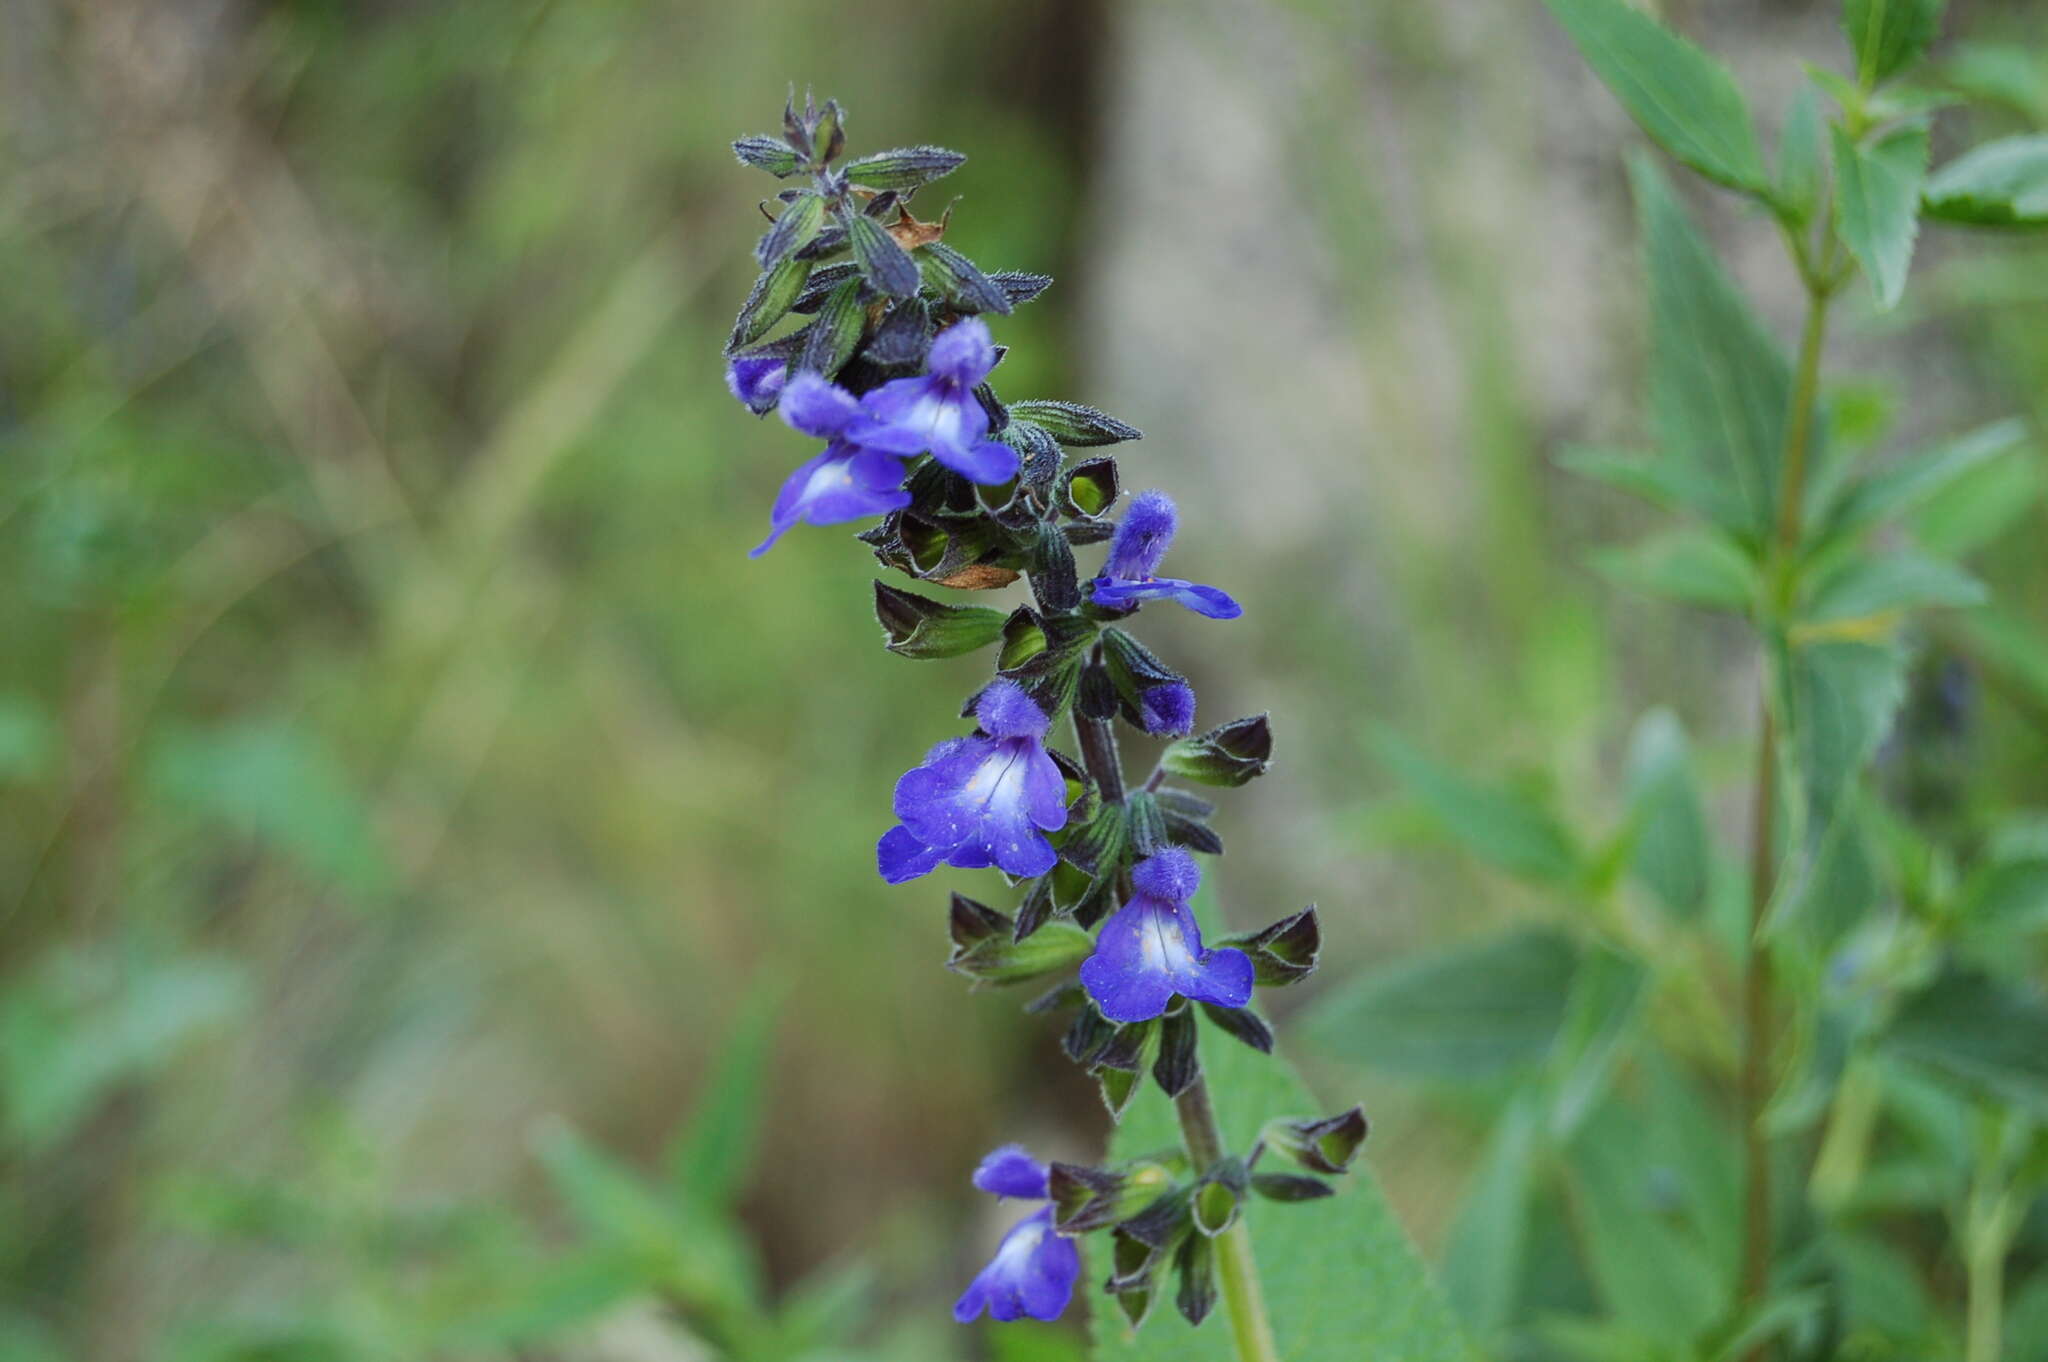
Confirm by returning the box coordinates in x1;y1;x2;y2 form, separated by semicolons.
1175;1075;1282;1362
1738;248;1835;1351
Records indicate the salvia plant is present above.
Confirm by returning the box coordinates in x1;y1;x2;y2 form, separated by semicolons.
722;93;1372;1359
1294;3;2048;1362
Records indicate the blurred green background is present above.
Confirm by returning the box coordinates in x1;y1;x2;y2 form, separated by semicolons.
3;0;2045;1358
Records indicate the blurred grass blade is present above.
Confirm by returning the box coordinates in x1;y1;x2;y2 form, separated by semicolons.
668;973;790;1209
1368;728;1581;885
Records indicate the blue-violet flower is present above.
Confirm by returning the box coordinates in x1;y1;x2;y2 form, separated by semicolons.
878;680;1069;882
1086;490;1242;619
750;373;912;558
953;1145;1080;1324
847;317;1020;485
1079;847;1253;1022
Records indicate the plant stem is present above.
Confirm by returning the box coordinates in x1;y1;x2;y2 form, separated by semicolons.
1175;1075;1282;1362
1068;661;1276;1362
1738;244;1836;1353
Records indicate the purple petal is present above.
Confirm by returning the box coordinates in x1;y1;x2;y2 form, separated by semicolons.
976;680;1049;741
933;438;1020;486
749;444;912;557
1131;848;1200;904
1139;682;1197;736
779;372;861;439
1169;581;1243;620
1105;489;1178;579
878;825;944;883
1079;896;1248;1023
972;1145;1049;1200
1021;747;1069;834
726;355;788;414
928;317;997;387
954;1207;1078;1325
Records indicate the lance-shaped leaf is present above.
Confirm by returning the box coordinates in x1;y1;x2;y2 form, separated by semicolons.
732;133;802;177
1816;419;2029;543
1306;928;1578;1079
843;145;966;191
1833;122;1929;309
1220;907;1322;986
757;191;826;269
1633;156;1792;545
1590;526;1759;610
1622;709;1710;919
871;581;1008;660
1369;729;1580;884
844;210;921;299
1775;85;1826;228
918;241;1012;315
1542;0;1769;194
1006;398;1142;447
1801;549;1984;624
1881;965;2048;1113
1843;0;1944;89
1920;133;2048;229
1784;638;1906;837
798;277;867;377
1161;715;1271;788
1263;1107;1371;1176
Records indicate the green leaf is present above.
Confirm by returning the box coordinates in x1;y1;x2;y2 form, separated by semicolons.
1832;122;1929;309
1913;440;2043;555
1565;1073;1737;1350
1881;966;2048;1114
1801;549;1984;623
1621;709;1711;919
1590;526;1758;610
1305;929;1579;1080
1007;399;1143;447
844;211;920;299
1842;0;1945;88
666;975;786;1209
1775;85;1827;226
1815;417;2028;542
1784;639;1906;837
729;253;812;349
1089;1033;1475;1360
1921;133;2048;228
1541;0;1769;193
1634;156;1792;544
1544;946;1651;1138
147;719;392;898
1369;729;1581;884
1556;445;1736;529
1442;1098;1540;1335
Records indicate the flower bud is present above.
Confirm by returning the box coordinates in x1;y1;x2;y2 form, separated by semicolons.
1192;1156;1248;1238
872;582;1008;660
1047;1159;1173;1234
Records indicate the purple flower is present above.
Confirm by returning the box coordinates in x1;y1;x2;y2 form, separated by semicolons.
1079;848;1253;1023
726;354;789;414
751;373;912;557
1086;490;1242;619
848;317;1020;485
877;680;1069;882
954;1146;1080;1325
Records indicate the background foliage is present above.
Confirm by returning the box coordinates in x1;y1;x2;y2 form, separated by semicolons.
3;1;2046;1359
